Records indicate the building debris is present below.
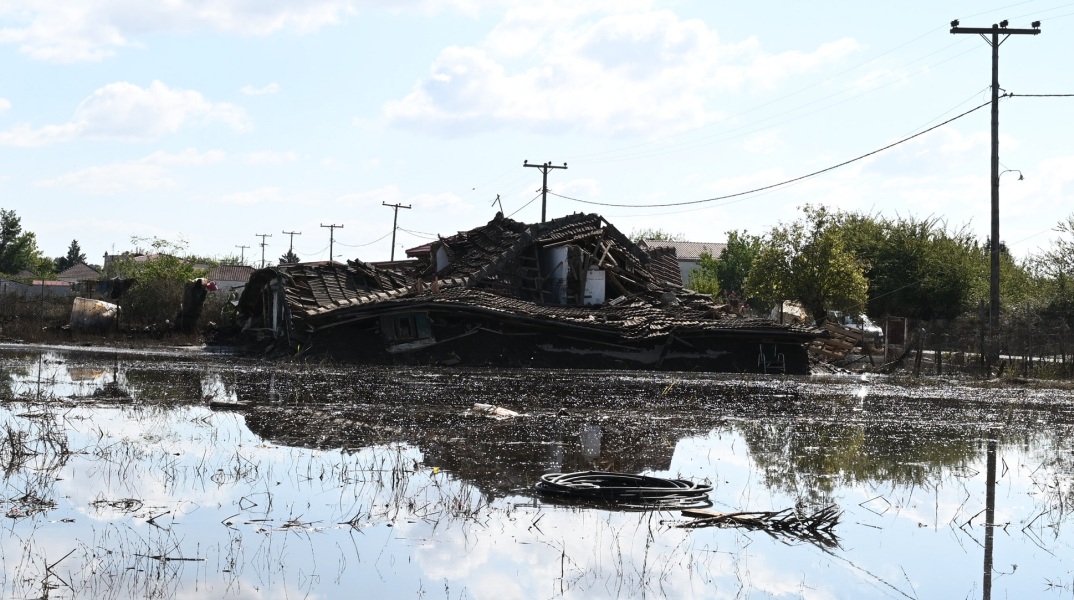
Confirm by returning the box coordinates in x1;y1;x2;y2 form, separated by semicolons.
232;212;821;372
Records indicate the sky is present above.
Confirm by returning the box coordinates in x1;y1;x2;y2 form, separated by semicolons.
1;0;1072;267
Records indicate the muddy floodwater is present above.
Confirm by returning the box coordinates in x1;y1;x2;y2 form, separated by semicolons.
0;345;1072;599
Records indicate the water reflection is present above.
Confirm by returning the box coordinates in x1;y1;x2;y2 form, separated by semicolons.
0;345;1073;599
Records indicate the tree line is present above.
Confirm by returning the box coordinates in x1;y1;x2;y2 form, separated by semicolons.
681;205;1074;372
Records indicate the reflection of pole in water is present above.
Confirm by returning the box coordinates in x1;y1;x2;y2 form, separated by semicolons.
580;424;602;462
983;439;996;600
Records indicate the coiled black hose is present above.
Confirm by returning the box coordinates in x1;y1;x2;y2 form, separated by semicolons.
535;471;713;509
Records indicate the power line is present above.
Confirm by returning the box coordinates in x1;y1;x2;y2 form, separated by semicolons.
508;192;544;219
335;232;392;248
552;97;995;209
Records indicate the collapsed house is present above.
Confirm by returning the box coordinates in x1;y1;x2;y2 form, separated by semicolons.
234;213;820;373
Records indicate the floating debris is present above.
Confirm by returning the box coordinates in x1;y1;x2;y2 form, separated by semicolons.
535;470;712;509
471;403;521;419
676;504;842;547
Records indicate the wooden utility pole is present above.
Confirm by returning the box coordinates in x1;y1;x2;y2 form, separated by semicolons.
282;230;301;263
235;245;250;265
255;233;272;268
321;223;343;263
524;160;567;222
382;202;411;261
950;18;1040;370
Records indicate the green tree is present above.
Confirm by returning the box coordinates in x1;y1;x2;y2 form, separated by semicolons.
119;236;208;325
686;231;762;300
840;214;981;321
54;239;88;272
0;208;44;276
744;205;868;324
279;249;300;265
687;251;720;295
629;228;685;243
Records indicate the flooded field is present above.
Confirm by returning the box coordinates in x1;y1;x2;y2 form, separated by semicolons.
0;344;1072;599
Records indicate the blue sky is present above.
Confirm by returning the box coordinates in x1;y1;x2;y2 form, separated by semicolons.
2;0;1072;266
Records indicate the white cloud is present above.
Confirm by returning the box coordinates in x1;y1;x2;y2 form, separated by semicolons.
217;186;317;206
0;97;10;111
338;185;404;206
37;148;225;194
241;83;281;96
0;1;355;63
0;81;249;147
243;150;298;165
383;6;859;137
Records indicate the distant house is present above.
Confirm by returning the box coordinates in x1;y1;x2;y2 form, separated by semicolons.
0;277;31;296
56;262;101;296
206;265;255;294
57;263;101;284
637;240;727;287
29;280;74;297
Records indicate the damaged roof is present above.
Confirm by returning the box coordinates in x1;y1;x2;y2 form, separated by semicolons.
238;213;815;340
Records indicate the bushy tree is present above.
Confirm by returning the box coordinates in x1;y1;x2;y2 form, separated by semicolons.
118;236;208;325
0;208;45;276
744;205;868;324
840;214;981;321
687;230;762;301
279;249;300;265
54;239;88;272
630;228;685;243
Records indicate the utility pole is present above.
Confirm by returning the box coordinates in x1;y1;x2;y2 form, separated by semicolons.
382;202;411;261
491;194;504;214
950;18;1040;370
255;233;272;268
235;245;249;265
282;230;301;263
321;223;343;263
524;160;567;223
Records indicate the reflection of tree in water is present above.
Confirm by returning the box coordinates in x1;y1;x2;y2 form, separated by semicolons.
123;366;204;402
0;353;38;400
737;420;982;505
239;404;679;500
229;366;742;500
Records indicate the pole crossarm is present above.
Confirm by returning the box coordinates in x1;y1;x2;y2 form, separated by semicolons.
950;26;1039;35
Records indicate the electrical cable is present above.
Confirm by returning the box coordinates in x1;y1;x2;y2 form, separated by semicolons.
550;97;995;209
535;471;713;510
336;232;392;248
398;228;438;240
507;192;543;219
